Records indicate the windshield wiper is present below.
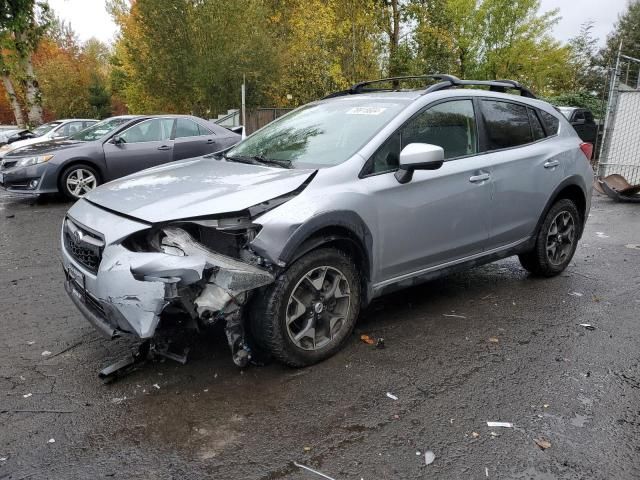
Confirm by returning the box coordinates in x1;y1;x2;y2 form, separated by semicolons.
252;155;292;169
224;154;292;169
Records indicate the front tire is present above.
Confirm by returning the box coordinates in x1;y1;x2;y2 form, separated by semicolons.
60;164;100;200
250;247;361;367
519;199;580;277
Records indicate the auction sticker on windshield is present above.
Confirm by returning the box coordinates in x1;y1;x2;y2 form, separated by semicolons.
346;107;388;115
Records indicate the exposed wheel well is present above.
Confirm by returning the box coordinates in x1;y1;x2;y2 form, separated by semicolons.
289;226;371;298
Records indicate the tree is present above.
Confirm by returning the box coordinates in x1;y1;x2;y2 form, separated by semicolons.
602;0;640;87
0;0;50;125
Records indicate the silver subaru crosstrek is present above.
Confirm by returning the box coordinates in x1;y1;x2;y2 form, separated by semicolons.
60;75;593;371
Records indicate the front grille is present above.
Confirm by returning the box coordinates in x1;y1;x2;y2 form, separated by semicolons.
63;218;104;274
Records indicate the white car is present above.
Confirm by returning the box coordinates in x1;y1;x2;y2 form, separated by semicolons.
0;119;98;159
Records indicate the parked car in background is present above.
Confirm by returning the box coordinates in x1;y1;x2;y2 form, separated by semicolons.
0;119;98;159
59;75;593;370
0;128;29;145
0;114;240;199
556;107;598;144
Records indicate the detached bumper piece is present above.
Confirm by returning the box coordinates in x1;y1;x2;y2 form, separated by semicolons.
594;174;640;203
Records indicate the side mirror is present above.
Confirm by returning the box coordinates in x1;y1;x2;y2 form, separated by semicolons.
395;143;444;184
112;135;124;145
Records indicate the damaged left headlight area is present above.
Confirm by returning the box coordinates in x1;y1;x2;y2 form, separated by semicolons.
93;216;275;368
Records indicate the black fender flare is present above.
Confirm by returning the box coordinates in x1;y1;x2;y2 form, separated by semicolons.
533;175;588;239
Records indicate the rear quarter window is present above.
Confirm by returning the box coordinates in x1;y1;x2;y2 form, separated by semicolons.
539;110;560;136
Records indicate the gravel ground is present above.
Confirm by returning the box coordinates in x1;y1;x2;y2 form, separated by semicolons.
0;191;639;480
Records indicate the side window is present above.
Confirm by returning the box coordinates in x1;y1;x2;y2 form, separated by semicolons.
584;110;594;122
198;123;214;135
528;108;546;141
481;100;533;150
120;119;174;143
573;111;585;122
539;110;560;136
59;122;84;137
367;99;477;175
175;118;203;138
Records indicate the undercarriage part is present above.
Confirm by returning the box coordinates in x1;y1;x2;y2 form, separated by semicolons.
98;338;191;383
224;310;251;368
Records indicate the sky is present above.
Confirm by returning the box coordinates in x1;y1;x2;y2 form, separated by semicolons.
48;0;629;47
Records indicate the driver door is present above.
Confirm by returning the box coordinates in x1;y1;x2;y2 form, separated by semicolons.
360;99;492;283
103;118;176;180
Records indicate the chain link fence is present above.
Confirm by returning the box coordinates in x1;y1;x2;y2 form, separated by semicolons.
598;55;640;185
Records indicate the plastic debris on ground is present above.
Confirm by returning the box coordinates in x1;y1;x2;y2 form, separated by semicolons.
360;334;375;345
534;438;552;450
386;392;398;401
152;384;160;389
595;232;609;238
48;438;55;444
443;314;466;319
22;393;32;398
471;432;480;438
486;421;513;428
41;351;51;356
625;244;640;250
303;446;311;452
0;457;6;461
27;341;35;345
424;450;435;465
568;291;583;297
293;461;336;480
485;467;489;477
488;337;499;343
579;323;596;331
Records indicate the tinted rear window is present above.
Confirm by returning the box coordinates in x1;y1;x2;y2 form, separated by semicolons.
539;110;560;136
481;100;533;150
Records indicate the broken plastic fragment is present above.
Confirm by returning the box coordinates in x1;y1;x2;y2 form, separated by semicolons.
22;393;32;398
443;313;466;319
152;383;160;389
471;432;480;438
41;351;51;356
486;421;513;428
424;450;435;465
579;323;596;331
48;438;55;444
488;337;499;343
386;392;398;400
568;291;583;297
534;438;551;450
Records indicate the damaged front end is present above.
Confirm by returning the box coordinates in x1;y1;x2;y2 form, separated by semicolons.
64;214;275;369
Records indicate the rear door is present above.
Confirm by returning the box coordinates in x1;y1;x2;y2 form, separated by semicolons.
102;118;175;180
479;100;563;249
361;98;492;282
172;118;219;160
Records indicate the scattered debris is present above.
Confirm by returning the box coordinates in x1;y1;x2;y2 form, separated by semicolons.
595;174;640;203
534;438;552;450
625;244;640;250
0;457;6;461
443;314;467;319
360;334;375;345
486;421;513;428
152;383;160;389
490;431;500;437
543;404;549;409
303;446;312;452
488;337;499;343
595;232;609;239
568;291;584;297
485;467;489;477
416;451;421;456
22;393;32;398
111;397;127;404
27;341;35;345
579;323;596;331
375;338;385;349
293;462;336;480
48;438;55;444
41;351;52;356
471;432;480;438
386;392;398;401
424;450;435;465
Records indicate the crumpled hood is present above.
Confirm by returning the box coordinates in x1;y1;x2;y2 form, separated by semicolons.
84;157;316;223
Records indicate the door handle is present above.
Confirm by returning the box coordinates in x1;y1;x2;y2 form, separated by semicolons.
157;145;172;151
544;160;559;169
469;173;490;183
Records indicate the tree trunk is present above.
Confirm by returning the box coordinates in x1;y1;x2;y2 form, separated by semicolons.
15;31;43;126
0;68;25;128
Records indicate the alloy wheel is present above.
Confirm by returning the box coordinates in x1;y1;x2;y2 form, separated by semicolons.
285;266;352;351
66;168;97;198
546;211;575;265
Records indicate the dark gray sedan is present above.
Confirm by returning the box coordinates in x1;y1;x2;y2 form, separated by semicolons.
0;115;240;199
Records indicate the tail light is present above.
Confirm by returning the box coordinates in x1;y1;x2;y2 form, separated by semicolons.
580;143;593;160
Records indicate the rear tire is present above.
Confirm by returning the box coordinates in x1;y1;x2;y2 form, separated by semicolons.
519;199;580;277
60;164;100;200
250;247;361;367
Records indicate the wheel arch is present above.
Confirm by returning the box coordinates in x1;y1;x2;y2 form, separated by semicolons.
536;176;588;238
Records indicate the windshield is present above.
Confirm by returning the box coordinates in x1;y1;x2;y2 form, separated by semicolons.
70;117;132;142
32;121;62;137
226;98;410;168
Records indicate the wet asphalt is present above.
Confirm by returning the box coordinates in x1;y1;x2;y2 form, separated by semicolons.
0;190;639;480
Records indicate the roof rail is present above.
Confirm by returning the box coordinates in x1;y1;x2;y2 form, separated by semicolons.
323;74;536;99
